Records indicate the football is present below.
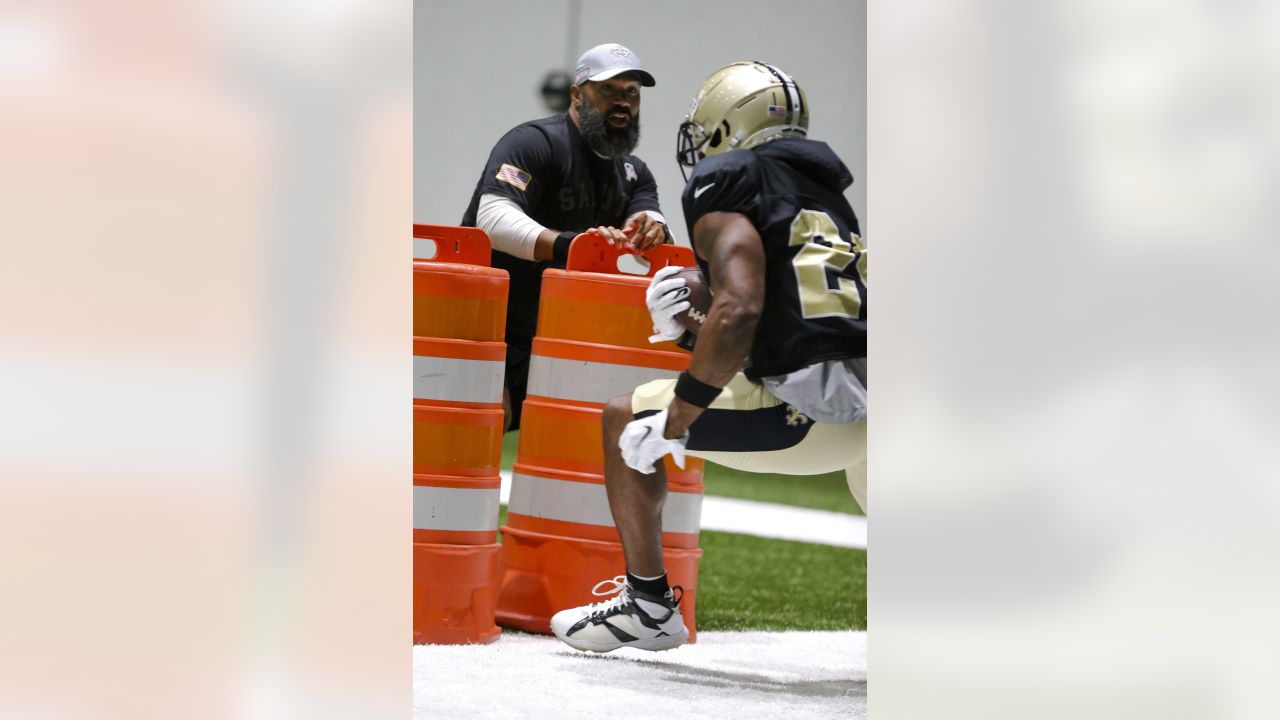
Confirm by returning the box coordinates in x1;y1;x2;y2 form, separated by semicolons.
671;266;712;334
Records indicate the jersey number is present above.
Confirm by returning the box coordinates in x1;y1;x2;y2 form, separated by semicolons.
788;209;867;319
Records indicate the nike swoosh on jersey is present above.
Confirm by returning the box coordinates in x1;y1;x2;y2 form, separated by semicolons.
693;183;716;198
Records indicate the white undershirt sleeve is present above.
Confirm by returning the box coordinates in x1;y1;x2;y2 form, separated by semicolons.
476;193;548;260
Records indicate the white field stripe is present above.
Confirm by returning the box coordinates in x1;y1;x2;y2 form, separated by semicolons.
500;470;865;550
527;354;679;404
700;495;866;549
414;631;867;719
414;355;504;404
507;471;703;535
413;485;500;532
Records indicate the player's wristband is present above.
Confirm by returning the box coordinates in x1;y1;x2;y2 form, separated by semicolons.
552;231;577;264
674;371;721;408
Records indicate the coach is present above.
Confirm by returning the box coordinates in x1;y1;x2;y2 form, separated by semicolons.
461;42;673;431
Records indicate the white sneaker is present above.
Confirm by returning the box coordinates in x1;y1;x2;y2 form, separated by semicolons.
550;576;688;653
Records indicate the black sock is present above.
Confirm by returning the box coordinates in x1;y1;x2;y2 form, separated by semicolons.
626;571;671;598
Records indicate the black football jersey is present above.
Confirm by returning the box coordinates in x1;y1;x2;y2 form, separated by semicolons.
461;113;661;246
681;137;865;379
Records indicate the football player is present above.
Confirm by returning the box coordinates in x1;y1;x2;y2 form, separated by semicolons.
551;61;867;654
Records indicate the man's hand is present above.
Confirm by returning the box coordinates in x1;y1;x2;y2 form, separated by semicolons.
584;214;666;253
587;225;630;247
623;212;669;253
645;264;690;344
618;408;689;474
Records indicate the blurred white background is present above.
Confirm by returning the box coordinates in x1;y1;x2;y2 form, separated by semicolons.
872;1;1280;717
1;1;409;718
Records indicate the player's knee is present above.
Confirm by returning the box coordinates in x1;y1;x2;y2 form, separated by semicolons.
602;393;634;433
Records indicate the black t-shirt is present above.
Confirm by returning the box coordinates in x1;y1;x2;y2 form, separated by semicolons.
461;113;663;346
681;138;866;379
462;113;661;235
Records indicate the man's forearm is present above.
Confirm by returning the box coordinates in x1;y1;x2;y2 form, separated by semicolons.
662;211;766;439
532;228;560;261
665;294;759;437
688;295;757;389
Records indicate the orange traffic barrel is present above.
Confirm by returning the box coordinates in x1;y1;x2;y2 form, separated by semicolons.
412;224;507;645
496;233;707;642
413;473;501;645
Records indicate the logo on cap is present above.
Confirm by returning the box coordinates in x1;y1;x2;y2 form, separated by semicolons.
610;47;630;58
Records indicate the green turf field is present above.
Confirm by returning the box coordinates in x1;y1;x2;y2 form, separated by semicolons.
697;531;866;631
499;430;865;631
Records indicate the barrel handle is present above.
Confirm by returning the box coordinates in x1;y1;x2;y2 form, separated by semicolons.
413;224;492;266
566;231;696;276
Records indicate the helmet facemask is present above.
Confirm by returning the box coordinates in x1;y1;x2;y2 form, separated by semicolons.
676;119;708;182
677;116;736;181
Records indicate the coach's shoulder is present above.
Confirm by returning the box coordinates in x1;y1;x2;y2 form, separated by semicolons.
483;118;561;172
496;115;563;150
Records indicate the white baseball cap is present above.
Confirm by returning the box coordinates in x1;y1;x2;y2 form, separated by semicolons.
574;43;656;87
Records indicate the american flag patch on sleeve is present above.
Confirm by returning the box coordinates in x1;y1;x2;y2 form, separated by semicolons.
495;163;532;191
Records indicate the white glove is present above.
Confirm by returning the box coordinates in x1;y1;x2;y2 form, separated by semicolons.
645;265;691;344
618;408;689;474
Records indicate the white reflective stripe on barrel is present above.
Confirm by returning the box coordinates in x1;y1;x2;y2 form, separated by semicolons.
413;485;500;532
527;355;680;404
414;355;504;404
508;471;703;534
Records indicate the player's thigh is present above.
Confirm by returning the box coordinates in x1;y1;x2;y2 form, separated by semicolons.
631;373;865;476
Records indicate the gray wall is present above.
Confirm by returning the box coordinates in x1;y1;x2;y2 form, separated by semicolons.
416;0;866;244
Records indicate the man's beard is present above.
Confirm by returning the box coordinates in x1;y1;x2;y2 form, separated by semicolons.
578;101;640;158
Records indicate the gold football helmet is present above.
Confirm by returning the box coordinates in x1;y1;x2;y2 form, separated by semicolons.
676;61;810;179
